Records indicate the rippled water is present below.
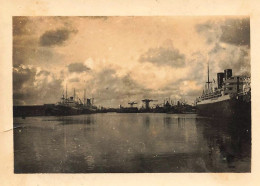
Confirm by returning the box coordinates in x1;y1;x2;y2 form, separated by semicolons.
13;113;251;173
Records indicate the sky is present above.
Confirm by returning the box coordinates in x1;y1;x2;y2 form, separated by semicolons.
13;16;250;107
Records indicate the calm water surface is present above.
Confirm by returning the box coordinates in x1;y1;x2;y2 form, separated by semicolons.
14;113;251;173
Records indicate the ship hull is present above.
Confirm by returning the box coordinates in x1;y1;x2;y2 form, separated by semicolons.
82;108;97;114
196;96;251;119
117;107;139;113
46;105;82;116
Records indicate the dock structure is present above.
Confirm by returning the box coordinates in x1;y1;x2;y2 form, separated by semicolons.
141;99;157;110
128;102;137;108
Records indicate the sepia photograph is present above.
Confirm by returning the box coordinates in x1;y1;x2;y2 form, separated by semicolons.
13;16;251;173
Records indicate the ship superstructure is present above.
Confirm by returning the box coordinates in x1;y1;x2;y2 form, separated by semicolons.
53;88;82;115
196;66;251;118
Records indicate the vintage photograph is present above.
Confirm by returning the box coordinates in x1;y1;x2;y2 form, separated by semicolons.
13;16;251;173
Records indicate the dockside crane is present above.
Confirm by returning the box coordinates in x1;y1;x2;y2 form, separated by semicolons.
128;102;137;108
142;99;158;110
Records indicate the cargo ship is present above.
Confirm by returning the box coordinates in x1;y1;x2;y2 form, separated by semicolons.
82;98;98;114
195;65;251;118
46;89;83;116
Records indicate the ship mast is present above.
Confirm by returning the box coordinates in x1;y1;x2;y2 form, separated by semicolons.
65;84;67;100
206;59;211;91
84;89;86;106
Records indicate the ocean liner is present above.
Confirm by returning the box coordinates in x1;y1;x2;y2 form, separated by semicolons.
195;65;251;118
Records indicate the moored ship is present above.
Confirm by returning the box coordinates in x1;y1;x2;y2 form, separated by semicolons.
46;90;83;116
195;67;251;119
82;98;98;114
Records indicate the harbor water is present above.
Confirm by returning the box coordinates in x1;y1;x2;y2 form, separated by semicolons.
14;113;251;173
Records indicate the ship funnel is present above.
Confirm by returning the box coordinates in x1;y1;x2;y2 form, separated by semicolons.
224;69;232;80
217;72;225;88
87;98;91;106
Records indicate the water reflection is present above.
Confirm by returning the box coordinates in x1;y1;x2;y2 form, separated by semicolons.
58;115;96;125
163;116;172;129
14;113;250;173
143;115;150;128
177;117;186;129
198;117;251;172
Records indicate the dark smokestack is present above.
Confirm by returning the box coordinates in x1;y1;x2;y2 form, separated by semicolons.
224;69;232;80
217;72;225;88
87;98;91;106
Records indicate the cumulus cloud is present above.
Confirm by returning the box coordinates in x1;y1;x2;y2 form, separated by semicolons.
39;28;76;46
13;65;36;90
12;16;251;106
82;67;199;107
68;62;91;73
195;17;250;77
37;70;50;76
13;65;63;105
81;68;154;107
139;45;185;67
13;20;53;66
210;44;251;76
196;18;250;47
13;17;77;66
220;18;250;46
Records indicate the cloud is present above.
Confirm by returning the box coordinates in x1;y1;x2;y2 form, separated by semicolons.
195;18;250;46
37;70;50;76
194;17;251;79
139;45;185;67
12;17;251;106
39;28;75;46
13;65;63;105
67;62;91;73
13;45;56;66
82;68;153;107
13;65;37;90
69;77;80;82
216;45;250;76
220;18;250;46
183;52;207;85
195;20;222;44
82;67;198;107
185;89;202;97
13;65;37;104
